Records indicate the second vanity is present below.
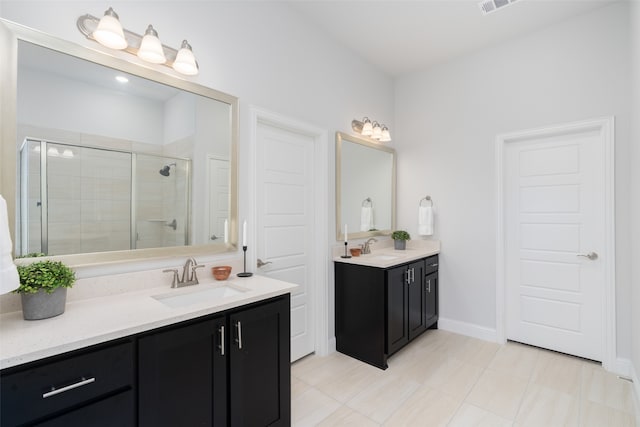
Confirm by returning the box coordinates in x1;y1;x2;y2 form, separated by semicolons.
0;274;296;427
334;240;440;369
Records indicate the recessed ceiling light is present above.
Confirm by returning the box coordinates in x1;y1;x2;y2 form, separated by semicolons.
115;75;129;83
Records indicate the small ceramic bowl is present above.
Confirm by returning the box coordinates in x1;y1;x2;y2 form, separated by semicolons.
212;266;232;281
350;248;362;257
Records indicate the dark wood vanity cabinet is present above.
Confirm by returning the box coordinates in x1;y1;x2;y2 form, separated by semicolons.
138;294;290;427
0;340;135;427
335;255;439;370
1;294;290;427
138;316;227;427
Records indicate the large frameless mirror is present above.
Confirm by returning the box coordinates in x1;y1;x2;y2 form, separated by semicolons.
335;132;395;241
0;19;238;265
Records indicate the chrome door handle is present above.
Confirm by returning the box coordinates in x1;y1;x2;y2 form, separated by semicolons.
218;326;225;356
257;258;272;268
577;252;598;260
405;270;410;285
411;268;415;283
235;321;243;349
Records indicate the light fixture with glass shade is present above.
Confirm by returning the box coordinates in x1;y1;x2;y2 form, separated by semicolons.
380;125;391;142
351;117;391;142
77;10;200;76
92;7;127;50
172;40;199;76
137;25;166;64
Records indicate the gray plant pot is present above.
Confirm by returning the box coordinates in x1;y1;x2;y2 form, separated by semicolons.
21;287;67;320
394;240;406;250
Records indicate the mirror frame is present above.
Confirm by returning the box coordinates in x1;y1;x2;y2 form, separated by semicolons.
335;131;396;241
0;19;239;267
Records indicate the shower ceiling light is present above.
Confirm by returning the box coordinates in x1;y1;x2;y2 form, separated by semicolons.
351;117;391;142
77;10;199;76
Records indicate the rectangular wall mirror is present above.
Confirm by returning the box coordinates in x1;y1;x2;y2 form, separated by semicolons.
0;19;238;265
335;132;395;241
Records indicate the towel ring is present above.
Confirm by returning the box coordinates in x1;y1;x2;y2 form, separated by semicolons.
419;196;433;207
362;197;372;207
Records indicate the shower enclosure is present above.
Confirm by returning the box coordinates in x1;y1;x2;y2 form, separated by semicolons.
19;139;190;256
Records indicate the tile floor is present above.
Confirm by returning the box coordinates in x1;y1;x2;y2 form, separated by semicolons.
291;330;638;426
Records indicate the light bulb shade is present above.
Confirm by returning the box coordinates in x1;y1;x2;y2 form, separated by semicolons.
137;25;166;64
361;117;373;136
380;126;391;142
93;7;127;49
173;40;199;75
372;122;382;140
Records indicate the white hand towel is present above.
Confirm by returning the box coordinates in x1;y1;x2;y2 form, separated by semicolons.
418;206;434;236
360;206;373;231
0;195;20;294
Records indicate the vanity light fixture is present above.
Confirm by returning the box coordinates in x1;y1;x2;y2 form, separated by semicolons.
137;25;166;64
115;75;129;83
351;117;391;142
92;7;127;50
77;9;200;76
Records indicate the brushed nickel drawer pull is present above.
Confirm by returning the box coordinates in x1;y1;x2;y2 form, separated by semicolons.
219;326;225;356
42;377;95;399
236;321;243;349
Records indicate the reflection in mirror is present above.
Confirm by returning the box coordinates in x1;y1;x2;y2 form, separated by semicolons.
1;19;238;264
336;132;395;241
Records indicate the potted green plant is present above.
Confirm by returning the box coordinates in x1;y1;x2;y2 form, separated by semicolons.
391;230;410;250
14;255;75;320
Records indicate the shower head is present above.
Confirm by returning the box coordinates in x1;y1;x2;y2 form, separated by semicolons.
159;162;177;177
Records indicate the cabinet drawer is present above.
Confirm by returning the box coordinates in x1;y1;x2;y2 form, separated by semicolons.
424;255;439;275
1;341;133;426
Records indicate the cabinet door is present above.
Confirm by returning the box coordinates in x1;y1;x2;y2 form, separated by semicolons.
229;296;290;427
138;316;227;427
387;265;409;355
408;260;426;340
425;271;439;328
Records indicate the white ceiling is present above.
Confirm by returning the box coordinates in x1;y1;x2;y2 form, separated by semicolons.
286;0;621;76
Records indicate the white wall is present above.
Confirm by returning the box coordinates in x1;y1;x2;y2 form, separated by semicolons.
1;1;394;349
395;3;632;358
629;0;640;396
1;0;394;236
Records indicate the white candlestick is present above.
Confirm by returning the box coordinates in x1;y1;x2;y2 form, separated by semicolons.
224;219;228;244
344;224;348;242
242;220;247;247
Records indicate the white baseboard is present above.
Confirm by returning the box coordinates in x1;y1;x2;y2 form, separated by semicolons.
629;361;640;422
610;357;632;378
327;337;336;354
438;317;498;343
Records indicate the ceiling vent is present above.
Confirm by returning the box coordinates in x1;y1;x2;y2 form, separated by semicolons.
478;0;519;16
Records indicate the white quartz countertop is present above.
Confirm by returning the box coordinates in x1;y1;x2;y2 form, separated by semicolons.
333;240;440;268
0;275;297;370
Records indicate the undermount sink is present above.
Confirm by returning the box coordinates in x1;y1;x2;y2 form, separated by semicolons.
368;254;401;261
152;284;249;308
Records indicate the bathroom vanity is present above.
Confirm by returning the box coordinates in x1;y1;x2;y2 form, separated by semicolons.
0;276;294;427
334;242;440;369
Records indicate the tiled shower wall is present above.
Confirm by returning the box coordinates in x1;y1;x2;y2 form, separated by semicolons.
22;140;188;256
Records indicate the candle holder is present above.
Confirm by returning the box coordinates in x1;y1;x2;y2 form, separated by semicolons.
237;245;253;277
340;241;352;259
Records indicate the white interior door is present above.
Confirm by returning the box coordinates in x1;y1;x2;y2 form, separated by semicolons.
256;122;315;362
208;157;229;243
504;128;605;361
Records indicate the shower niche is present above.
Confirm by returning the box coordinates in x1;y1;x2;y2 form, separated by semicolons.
20;139;190;256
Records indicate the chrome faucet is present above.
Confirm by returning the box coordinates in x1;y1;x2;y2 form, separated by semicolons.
163;257;204;288
362;238;378;255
